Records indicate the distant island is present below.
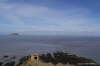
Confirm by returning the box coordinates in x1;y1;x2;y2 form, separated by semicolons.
10;33;20;36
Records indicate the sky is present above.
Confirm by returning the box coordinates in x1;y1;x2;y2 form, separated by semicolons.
0;0;100;36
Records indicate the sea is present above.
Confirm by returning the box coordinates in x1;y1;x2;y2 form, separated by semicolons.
0;35;100;63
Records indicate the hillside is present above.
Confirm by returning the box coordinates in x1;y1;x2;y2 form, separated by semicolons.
0;52;99;66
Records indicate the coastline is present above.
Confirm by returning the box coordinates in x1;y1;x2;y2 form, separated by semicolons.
0;52;99;66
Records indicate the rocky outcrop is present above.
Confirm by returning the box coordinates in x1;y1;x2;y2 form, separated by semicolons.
0;52;98;66
19;52;97;66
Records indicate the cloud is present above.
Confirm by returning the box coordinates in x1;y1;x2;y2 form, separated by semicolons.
0;1;100;35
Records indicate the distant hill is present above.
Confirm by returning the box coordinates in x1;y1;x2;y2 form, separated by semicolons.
10;33;20;36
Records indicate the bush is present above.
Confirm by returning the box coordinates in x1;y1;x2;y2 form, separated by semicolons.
17;56;30;66
0;62;3;66
3;56;9;58
4;61;15;66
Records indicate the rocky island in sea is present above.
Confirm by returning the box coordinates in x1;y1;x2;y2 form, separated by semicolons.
0;51;99;66
10;33;20;36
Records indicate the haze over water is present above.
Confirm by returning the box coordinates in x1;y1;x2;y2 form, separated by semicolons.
0;35;100;63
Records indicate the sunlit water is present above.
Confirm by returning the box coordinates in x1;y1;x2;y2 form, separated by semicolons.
0;35;100;63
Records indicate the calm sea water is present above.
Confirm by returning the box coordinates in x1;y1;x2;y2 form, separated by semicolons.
0;35;100;63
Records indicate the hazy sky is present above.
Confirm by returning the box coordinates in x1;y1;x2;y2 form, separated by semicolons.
0;0;100;35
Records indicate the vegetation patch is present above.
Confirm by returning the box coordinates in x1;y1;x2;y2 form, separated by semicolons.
39;51;96;65
17;56;30;66
4;61;15;66
3;56;9;58
0;62;3;66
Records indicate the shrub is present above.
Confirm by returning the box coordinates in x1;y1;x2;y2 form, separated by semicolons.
17;56;30;66
39;51;96;65
0;62;3;66
4;61;15;66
